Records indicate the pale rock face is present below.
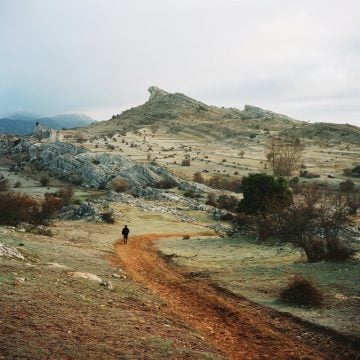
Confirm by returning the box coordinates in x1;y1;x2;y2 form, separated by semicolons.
26;140;180;189
32;123;54;140
148;86;169;100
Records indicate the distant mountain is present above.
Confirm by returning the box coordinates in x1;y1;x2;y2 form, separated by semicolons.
0;118;34;135
0;113;95;135
39;114;95;129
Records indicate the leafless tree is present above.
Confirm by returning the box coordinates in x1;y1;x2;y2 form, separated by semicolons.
266;137;304;176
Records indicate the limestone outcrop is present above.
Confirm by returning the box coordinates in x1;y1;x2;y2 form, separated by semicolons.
3;139;181;190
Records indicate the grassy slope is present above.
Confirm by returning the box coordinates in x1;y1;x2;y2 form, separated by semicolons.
158;236;360;337
0;211;223;360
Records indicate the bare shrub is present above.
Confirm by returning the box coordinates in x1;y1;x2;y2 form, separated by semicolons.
13;181;22;188
100;211;115;224
345;192;360;215
0;177;9;192
74;131;87;143
339;180;355;193
155;178;176;189
40;176;50;186
206;175;242;192
25;225;53;236
181;159;191;166
0;192;41;226
280;274;323;307
266;137;304;176
58;185;74;206
37;194;63;224
184;190;201;199
193;172;204;184
273;189;357;262
111;178;129;193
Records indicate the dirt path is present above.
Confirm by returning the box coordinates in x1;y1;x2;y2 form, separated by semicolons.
113;233;354;360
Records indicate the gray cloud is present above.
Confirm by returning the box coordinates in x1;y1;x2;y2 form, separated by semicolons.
0;0;359;126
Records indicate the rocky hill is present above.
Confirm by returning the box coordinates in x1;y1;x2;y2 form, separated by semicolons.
88;86;360;145
89;86;301;140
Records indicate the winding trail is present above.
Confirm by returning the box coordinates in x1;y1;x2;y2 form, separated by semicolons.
113;233;352;360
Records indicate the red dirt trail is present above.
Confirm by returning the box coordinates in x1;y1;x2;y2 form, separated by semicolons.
113;233;355;360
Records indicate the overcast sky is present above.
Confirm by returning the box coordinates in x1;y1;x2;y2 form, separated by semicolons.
0;0;359;126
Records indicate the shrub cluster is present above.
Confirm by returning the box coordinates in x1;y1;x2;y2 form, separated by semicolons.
154;178;177;189
193;173;242;193
206;193;238;212
0;191;63;226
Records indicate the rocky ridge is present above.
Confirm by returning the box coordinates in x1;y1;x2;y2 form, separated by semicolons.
89;86;301;139
1;138;183;189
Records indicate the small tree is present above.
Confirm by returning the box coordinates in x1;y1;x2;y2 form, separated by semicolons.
266;137;304;176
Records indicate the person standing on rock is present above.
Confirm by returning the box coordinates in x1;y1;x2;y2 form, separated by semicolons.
122;225;130;244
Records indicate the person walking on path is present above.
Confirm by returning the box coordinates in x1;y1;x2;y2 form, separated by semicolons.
122;225;130;244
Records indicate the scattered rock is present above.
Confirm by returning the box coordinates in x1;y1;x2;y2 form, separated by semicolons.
0;243;25;259
66;271;102;282
100;280;114;290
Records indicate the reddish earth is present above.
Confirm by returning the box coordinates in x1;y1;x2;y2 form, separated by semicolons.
113;233;359;360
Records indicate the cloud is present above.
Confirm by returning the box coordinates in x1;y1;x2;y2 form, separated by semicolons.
0;0;359;126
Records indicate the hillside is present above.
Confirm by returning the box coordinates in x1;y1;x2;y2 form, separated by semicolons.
281;122;360;144
89;86;301;140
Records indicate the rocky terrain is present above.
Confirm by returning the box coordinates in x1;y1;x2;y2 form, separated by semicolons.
0;87;359;359
89;86;360;145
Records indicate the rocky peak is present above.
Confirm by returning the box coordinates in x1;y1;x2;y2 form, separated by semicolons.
148;86;169;101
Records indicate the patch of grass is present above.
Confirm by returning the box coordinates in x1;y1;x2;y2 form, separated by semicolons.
158;235;360;336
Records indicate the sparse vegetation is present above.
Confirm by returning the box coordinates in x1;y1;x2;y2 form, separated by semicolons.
100;211;115;224
181;159;191;166
339;179;355;192
58;185;74;206
269;187;357;262
111;178;129;193
0;191;62;226
40;176;50;186
0;177;9;192
280;274;323;307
